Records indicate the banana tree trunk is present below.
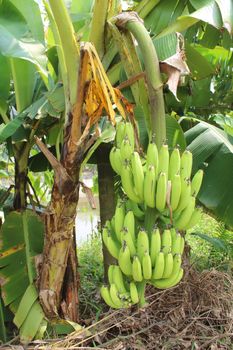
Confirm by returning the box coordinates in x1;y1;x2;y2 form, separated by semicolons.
97;145;116;280
39;168;80;320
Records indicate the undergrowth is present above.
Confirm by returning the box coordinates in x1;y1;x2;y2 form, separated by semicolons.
186;212;233;273
77;231;104;320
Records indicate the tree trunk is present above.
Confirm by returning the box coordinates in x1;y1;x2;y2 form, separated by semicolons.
97;144;116;280
39;177;80;320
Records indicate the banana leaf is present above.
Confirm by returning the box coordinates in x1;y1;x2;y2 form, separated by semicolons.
185;120;233;229
0;210;47;342
0;85;64;143
0;293;7;342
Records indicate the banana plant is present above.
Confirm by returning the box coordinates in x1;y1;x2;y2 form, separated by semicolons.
0;0;232;341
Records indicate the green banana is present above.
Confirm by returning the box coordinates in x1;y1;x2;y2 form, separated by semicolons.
112;265;128;294
171;233;182;255
121;162;141;203
100;285;118;308
180;150;193;180
156;172;167;212
144;165;156;208
120;136;133;160
124;210;136;241
131;152;144;201
170;174;181;211
132;255;143;282
126;200;145;220
174;196;196;230
118;241;132;276
107;235;120;259
116;121;126;148
150;227;161;267
121;227;136;257
142;251;152;279
162;253;173;278
137;228;149;262
191;169;204;197
152;254;182;288
109;147;122;175
111;216;115;232
108;265;115;284
124;122;135;149
152;266;183;289
180;236;185;255
102;226;109;248
172;253;182;274
170;227;177;242
115;201;125;242
146;140;159;177
158;144;169;178
152;252;165;279
110;283;124;308
168;147;181;180
186;208;202;229
161;229;172;254
175;178;191;213
130;282;139;304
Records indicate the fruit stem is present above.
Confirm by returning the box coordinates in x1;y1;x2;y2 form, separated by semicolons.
144;207;159;234
113;12;166;148
138;280;147;307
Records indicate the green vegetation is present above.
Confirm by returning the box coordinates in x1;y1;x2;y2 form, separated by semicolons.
78;232;104;319
187;213;233;273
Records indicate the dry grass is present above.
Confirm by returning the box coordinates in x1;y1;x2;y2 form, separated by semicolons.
2;268;233;350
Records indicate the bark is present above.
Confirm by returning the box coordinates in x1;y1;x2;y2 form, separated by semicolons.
97;144;116;281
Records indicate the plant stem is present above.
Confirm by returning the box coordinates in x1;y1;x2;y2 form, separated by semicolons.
109;21;151;132
44;1;69;109
89;0;109;59
144;207;158;233
115;13;166;148
48;0;80;107
138;280;147;307
107;62;122;85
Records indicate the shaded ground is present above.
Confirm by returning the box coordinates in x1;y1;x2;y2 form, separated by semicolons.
11;267;232;350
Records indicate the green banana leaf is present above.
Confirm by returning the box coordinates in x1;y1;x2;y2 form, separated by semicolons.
9;0;44;42
0;1;47;84
155;1;222;39
0;85;65;143
0;54;10;102
185;120;233;229
0;210;47;342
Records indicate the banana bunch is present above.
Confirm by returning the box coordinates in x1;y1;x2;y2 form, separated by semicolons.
100;265;140;309
102;120;205;309
143;142;204;230
109;121;135;176
101;202;185;307
110;121;203;230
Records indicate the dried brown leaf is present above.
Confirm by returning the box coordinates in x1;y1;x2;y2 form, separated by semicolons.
160;33;190;100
